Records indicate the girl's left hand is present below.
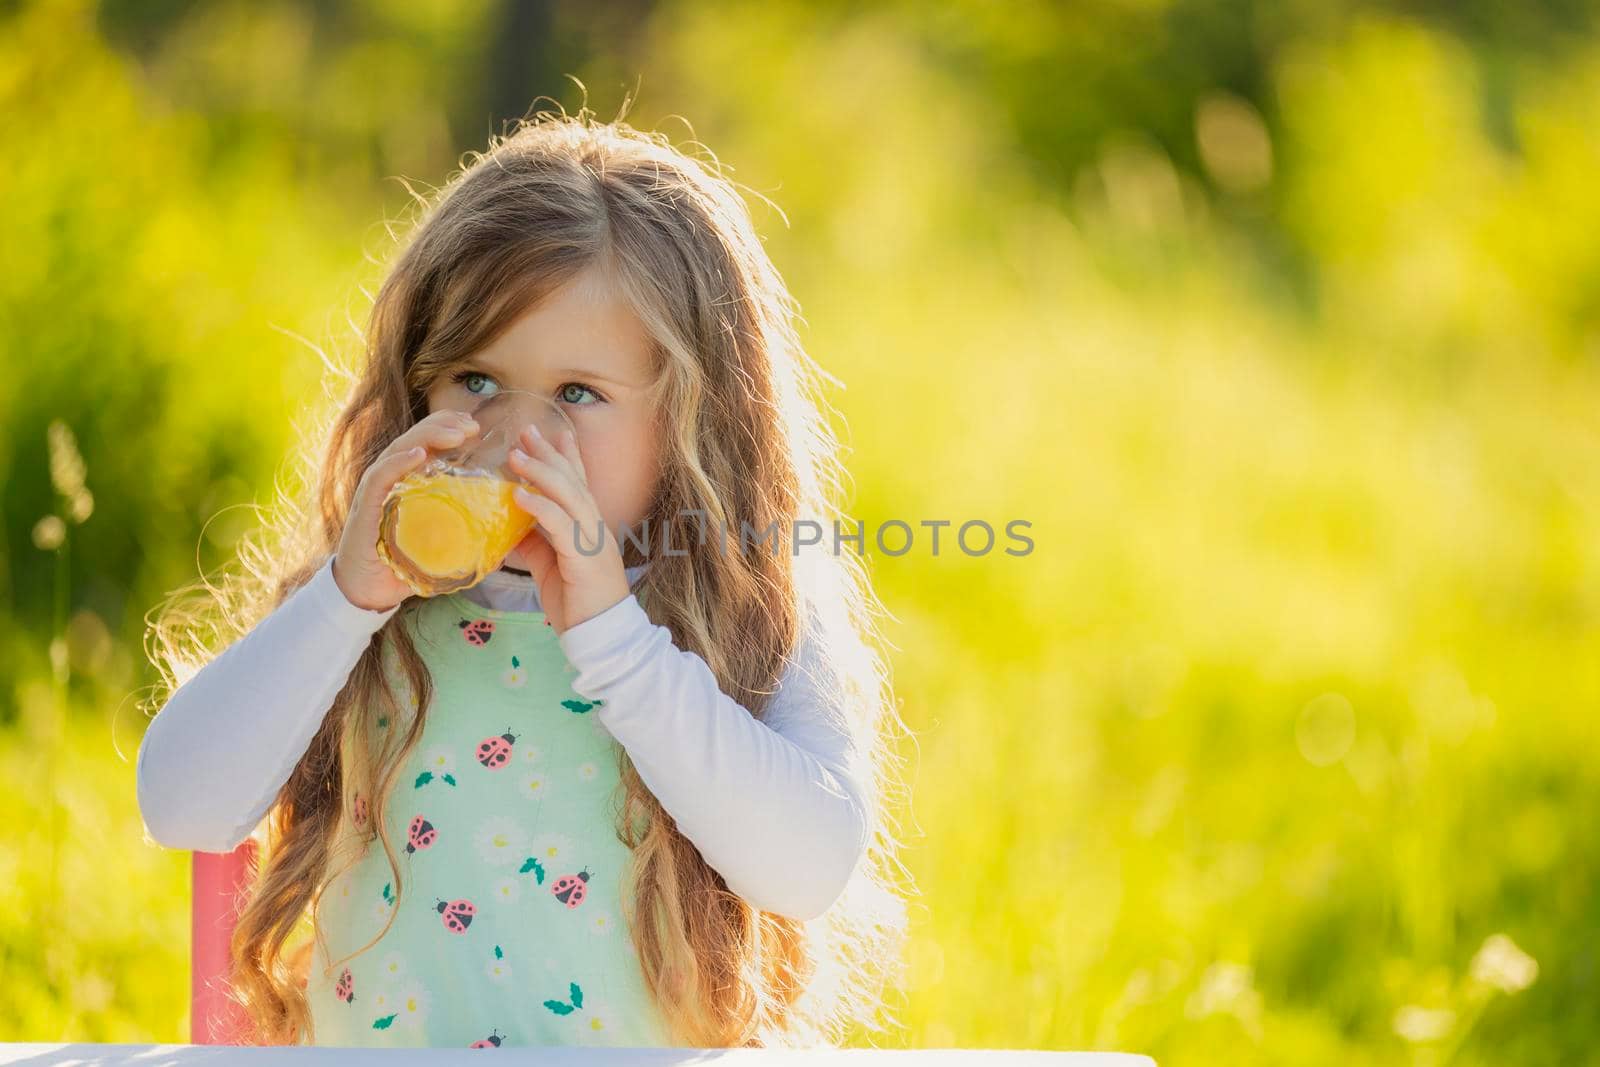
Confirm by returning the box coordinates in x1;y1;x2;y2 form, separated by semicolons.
507;424;631;636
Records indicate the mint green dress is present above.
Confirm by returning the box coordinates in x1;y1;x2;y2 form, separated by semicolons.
303;589;674;1048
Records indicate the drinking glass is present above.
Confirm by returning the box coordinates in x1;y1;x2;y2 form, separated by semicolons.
376;389;573;597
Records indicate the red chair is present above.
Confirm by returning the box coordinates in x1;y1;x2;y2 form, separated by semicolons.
191;840;257;1044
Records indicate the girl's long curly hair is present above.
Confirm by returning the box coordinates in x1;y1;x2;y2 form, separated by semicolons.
143;105;913;1048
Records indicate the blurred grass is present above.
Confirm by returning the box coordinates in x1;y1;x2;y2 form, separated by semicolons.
4;0;1600;1063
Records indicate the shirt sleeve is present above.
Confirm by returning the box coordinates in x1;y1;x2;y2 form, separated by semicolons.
135;555;400;853
558;594;871;921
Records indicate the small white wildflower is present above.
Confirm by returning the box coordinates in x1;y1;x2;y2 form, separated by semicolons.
1393;1005;1455;1043
1470;933;1538;994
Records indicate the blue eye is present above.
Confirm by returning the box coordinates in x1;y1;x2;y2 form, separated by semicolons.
449;370;498;397
447;370;604;407
557;382;603;406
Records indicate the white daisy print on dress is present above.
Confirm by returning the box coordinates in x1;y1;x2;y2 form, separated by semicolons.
414;744;458;789
377;950;407;983
574;995;619;1045
585;909;614;937
392;979;431;1031
502;655;529;688
474;815;528;867
519;770;554;802
576;761;600;783
488;875;521;905
528;831;575;868
519;741;546;766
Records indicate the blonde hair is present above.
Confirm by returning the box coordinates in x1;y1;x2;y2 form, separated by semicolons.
144;103;914;1048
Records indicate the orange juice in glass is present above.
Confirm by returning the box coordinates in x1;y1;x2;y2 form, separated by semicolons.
377;390;574;598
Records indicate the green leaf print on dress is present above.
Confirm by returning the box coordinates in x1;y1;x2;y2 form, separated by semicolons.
304;592;673;1048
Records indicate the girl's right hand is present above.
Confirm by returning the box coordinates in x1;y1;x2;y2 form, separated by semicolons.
332;409;481;613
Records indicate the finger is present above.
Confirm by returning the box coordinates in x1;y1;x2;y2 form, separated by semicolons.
519;527;560;586
423;408;481;434
507;447;594;523
357;445;431;516
519;423;587;488
530;421;587;486
377;443;433;484
365;410;480;504
394;411;480;456
513;486;610;561
383;427;471;472
511;489;571;556
555;426;588;486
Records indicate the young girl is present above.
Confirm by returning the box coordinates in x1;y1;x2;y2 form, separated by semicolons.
137;110;911;1049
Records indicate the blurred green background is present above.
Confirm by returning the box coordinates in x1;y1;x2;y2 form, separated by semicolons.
3;0;1598;1062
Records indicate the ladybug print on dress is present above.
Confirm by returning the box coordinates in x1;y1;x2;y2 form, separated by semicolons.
406;815;438;854
314;594;686;1049
435;897;477;933
458;618;496;646
551;868;591;909
469;1028;505;1048
476;728;519;770
335;967;355;1004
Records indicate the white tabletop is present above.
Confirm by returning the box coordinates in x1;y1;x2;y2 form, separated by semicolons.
0;1045;1156;1066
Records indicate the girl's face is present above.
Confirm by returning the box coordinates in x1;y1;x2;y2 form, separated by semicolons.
423;265;661;572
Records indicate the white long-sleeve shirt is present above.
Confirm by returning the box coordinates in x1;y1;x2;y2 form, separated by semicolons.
136;555;870;920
